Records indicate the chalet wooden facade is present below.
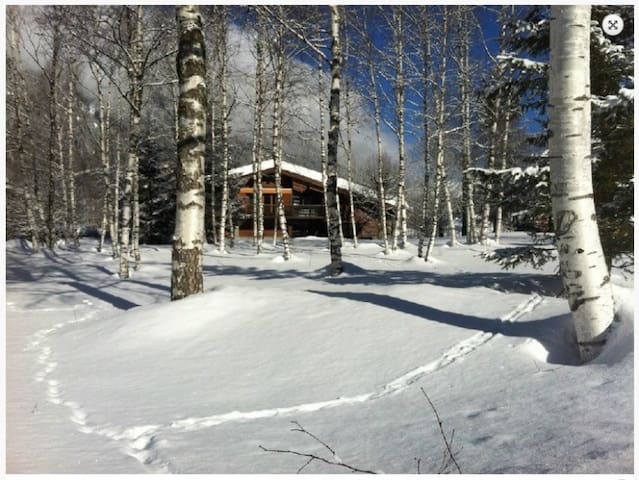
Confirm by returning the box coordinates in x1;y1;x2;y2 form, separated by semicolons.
230;160;390;239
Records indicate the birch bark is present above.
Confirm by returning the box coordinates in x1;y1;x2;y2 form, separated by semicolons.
424;8;449;260
391;7;407;251
365;29;389;254
66;75;79;248
171;5;207;300
326;5;343;275
549;5;614;362
272;17;291;260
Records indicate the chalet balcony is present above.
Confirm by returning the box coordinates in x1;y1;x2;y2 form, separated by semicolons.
241;204;327;219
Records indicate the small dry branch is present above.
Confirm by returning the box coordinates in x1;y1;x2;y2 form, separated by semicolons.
421;387;462;474
259;421;377;474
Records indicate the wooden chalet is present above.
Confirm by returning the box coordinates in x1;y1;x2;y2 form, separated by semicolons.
229;160;391;239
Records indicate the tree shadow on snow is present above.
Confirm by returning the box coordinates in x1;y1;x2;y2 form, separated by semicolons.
307;290;579;366
327;262;563;297
63;281;140;310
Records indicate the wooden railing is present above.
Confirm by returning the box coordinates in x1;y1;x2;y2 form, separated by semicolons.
242;204;325;218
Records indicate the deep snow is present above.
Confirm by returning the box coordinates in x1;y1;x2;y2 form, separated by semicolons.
4;234;634;474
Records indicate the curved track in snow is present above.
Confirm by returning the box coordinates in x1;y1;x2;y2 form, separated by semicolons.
25;292;544;473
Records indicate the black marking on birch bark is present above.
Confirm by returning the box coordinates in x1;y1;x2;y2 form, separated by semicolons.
565;133;582;138
587;251;597;255
573;94;589;100
563;270;582;280
555;210;577;237
177;201;204;209
578;339;606;348
590;214;597;221
600;275;610;287
568;193;593;200
570;296;601;311
576;248;584;254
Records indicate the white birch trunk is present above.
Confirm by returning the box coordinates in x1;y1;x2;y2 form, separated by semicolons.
442;166;456;245
392;7;407;251
326;5;343;275
216;12;230;254
344;63;358;247
425;9;449;261
119;6;144;278
171;5;207;301
318;62;330;246
57;117;69;244
252;17;266;254
273;22;291;260
460;8;477;244
98;86;110;253
549;5;614;362
480;97;500;246
46;23;61;250
253;15;266;254
112;135;121;259
366;38;389;254
494;95;511;244
66;75;79;248
417;7;431;258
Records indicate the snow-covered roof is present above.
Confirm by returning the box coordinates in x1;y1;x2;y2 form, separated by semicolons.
229;160;373;197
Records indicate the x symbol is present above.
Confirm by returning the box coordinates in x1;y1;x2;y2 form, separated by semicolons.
607;19;619;30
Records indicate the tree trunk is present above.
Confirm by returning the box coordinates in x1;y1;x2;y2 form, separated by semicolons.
66;75;79;248
425;8;449;261
460;7;477;244
548;5;614;362
318;60;331;247
366;33;389;255
171;5;207;301
216;10;230;254
480;96;500;246
392;7;407;251
494;94;511;244
343;34;358;247
98;84;110;253
119;6;144;278
112;133;121;259
252;15;266;254
46;23;61;250
272;19;291;260
326;5;343;276
417;7;431;258
57;124;69;244
8;12;40;251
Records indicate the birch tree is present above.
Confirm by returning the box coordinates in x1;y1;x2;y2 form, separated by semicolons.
358;8;389;254
548;5;614;362
416;6;432;258
326;5;343;276
171;5;207;301
342;15;358;247
7;7;41;251
65;72;79;248
271;10;292;260
424;8;451;260
458;7;477;244
251;10;266;253
213;7;231;254
390;6;408;251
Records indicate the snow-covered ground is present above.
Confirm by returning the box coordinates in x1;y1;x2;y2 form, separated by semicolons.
4;234;634;474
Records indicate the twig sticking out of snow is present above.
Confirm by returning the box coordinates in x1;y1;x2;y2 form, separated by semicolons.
259;421;378;474
421;387;462;474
